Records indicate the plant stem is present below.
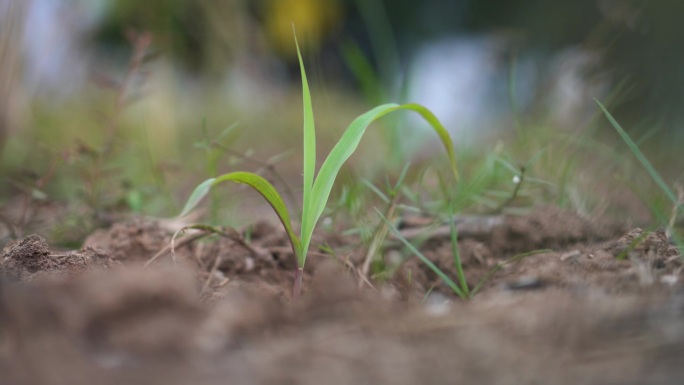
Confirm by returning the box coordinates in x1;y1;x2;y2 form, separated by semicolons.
494;165;525;213
292;267;304;299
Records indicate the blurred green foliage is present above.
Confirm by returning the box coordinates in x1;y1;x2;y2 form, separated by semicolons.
2;0;682;246
88;0;684;124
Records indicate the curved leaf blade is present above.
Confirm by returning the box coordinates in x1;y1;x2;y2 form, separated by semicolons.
294;30;316;237
179;178;216;218
402;103;459;181
213;172;302;264
595;99;677;205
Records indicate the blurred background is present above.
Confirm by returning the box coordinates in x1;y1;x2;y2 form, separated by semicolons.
1;0;683;244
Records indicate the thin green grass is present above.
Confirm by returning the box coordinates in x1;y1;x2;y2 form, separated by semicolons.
447;204;470;297
595;99;683;250
595;99;677;205
378;207;468;299
379;207;550;299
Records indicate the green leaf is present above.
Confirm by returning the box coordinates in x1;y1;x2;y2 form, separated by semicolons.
377;208;466;299
212;172;303;263
126;190;143;213
299;103;459;264
448;204;470;298
362;179;390;203
294;31;317;245
595;99;677;205
340;39;383;104
215;122;240;144
402;103;459;181
179;178;216;217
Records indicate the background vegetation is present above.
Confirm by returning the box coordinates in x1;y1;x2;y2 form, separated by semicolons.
1;0;682;246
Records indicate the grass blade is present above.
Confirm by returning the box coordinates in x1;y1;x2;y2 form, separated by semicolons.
378;209;466;299
595;99;677;205
470;249;550;296
340;39;383;104
403;103;459;182
362;179;390;203
448;204;470;298
212;172;302;262
180;178;216;217
294;31;317;242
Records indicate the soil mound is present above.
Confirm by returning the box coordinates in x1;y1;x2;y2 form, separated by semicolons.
1;207;683;384
1;234;113;282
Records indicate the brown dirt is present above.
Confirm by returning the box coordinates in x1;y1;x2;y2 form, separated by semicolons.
1;234;114;282
1;206;683;384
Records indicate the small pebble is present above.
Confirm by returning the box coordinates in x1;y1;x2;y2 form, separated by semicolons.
661;275;679;286
560;250;581;262
503;276;544;291
424;292;452;316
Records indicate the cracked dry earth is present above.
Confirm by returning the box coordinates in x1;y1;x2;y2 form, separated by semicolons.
1;206;684;385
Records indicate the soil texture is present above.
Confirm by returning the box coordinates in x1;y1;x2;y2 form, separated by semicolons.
1;206;683;385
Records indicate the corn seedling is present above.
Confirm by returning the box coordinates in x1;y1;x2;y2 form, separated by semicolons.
180;34;458;298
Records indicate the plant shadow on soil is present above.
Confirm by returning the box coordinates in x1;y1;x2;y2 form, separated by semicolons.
1;206;684;384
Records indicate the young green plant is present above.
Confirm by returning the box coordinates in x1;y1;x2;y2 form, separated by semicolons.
180;36;459;298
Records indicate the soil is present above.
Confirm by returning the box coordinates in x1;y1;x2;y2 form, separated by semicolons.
1;205;683;384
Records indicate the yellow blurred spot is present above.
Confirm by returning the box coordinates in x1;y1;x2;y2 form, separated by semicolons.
264;0;342;57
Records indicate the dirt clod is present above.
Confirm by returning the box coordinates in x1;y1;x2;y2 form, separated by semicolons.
83;219;172;263
1;234;112;282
